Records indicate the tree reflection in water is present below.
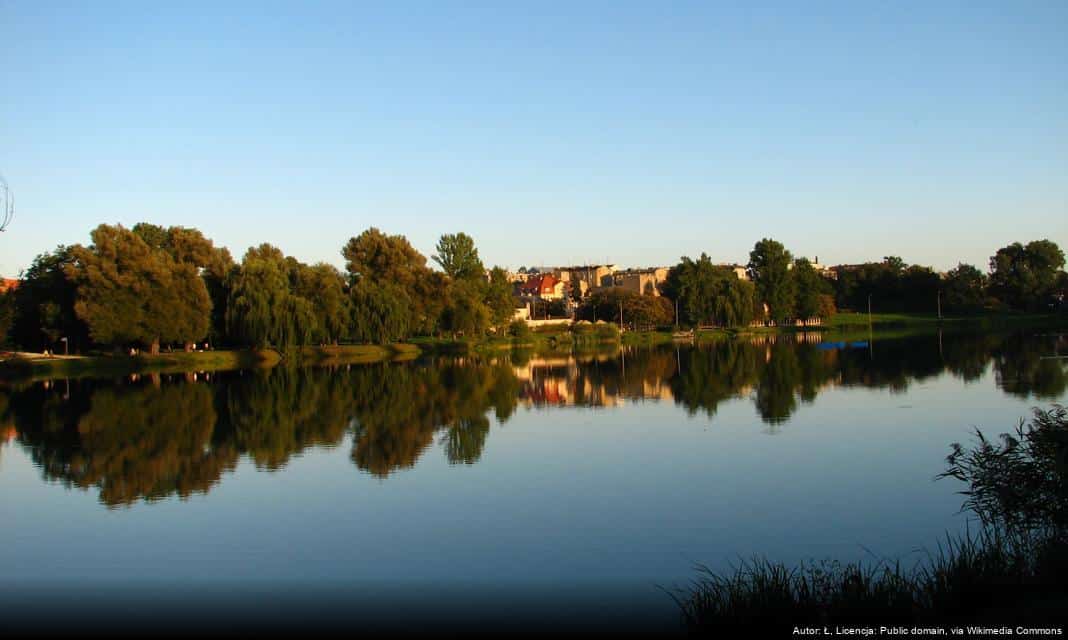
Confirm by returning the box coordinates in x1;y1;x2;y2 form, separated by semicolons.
1;330;1064;506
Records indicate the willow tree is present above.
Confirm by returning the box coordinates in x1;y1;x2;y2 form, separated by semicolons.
226;248;318;349
710;273;755;327
664;254;754;328
346;230;437;339
66;224;211;353
349;280;412;343
296;262;349;344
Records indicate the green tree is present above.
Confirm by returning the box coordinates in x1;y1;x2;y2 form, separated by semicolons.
67;225;211;353
792;258;825;319
439;279;491;337
664;254;755;327
226;247;318;349
577;288;673;328
342;227;428;288
832;258;940;313
349;280;412;343
10;246;89;352
296;262;349;344
154;226;235;345
484;266;516;330
748;238;796;324
433;232;484;281
942;263;987;312
342;228;440;335
131;222;235;346
988;240;1066;310
663;254;720;326
710;275;756;327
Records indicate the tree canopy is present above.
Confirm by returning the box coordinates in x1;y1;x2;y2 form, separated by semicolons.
5;224;1065;354
988;240;1065;310
748;238;796;324
66;225;211;353
663;254;756;327
433;232;484;282
226;246;319;349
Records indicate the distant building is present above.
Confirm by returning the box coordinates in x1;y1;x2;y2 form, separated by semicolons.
610;267;669;296
717;264;749;281
518;273;566;300
0;278;18;294
553;264;617;298
808;256;836;280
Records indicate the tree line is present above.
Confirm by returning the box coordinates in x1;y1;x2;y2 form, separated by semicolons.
833;239;1067;315
600;237;1065;330
0;226;1065;352
0;224;515;353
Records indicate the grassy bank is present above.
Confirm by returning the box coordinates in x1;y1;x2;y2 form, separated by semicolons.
0;348;281;381
298;343;421;364
676;531;1067;632
0;343;422;381
828;310;1067;330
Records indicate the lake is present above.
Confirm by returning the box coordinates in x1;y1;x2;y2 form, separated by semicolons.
1;329;1065;635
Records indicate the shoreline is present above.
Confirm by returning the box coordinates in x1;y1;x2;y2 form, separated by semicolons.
2;312;1064;383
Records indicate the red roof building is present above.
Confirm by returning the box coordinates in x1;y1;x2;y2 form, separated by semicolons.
518;274;564;299
0;278;18;294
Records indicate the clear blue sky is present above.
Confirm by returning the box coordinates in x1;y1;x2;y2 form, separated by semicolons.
1;1;1066;276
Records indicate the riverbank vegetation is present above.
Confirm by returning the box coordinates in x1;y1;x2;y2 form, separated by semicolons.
0;343;427;380
676;405;1068;632
0;225;520;357
0;223;1064;363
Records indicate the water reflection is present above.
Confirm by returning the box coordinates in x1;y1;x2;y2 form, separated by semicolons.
1;330;1064;506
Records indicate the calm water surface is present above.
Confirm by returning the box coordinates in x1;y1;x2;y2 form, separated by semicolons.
1;330;1066;633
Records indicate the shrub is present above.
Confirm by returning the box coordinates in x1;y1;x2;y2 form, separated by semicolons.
594;322;620;341
507;319;532;341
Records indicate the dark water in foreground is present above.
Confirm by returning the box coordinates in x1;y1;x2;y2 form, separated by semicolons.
1;330;1066;634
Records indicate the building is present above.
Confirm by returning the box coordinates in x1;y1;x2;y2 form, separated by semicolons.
518;273;566;300
717;264;749;281
553;264;617;298
809;257;836;280
0;278;18;294
610;267;669;296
